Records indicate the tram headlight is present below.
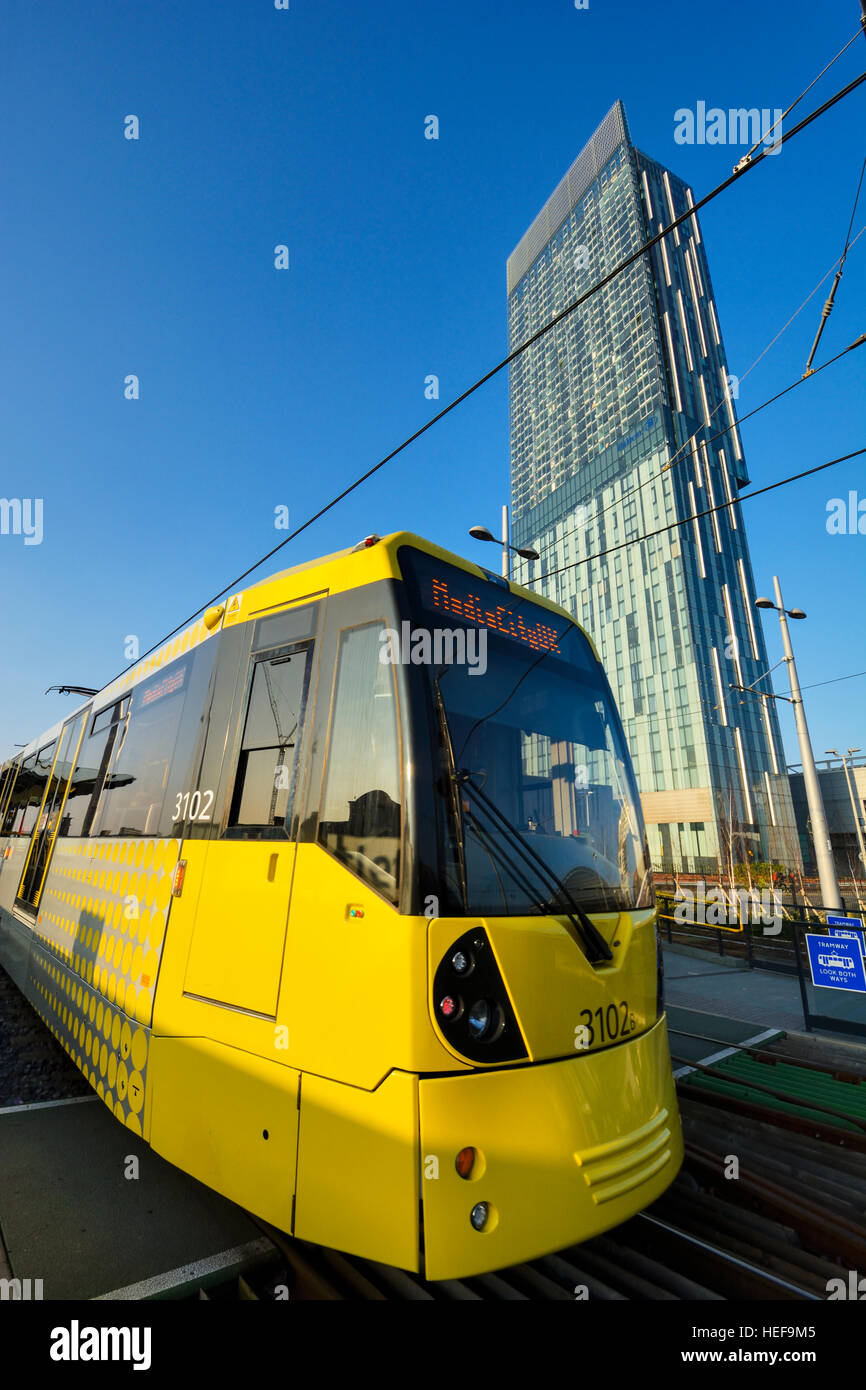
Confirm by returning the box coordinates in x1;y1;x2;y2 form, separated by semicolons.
470;1202;490;1231
431;927;527;1063
467;999;504;1043
467;1000;490;1039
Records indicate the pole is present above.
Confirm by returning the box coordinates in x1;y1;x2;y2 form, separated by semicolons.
791;923;812;1032
500;503;508;578
773;576;842;910
841;752;866;875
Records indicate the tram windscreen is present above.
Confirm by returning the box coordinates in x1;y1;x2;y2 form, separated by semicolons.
398;547;651;916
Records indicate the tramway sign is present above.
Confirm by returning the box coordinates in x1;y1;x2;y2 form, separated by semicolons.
806;933;866;992
826;915;866;956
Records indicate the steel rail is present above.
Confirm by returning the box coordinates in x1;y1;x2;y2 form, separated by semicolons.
635;1213;820;1300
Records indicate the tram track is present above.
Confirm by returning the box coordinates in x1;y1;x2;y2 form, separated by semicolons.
232;1167;831;1302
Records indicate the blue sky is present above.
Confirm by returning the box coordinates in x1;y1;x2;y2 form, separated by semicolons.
1;0;864;767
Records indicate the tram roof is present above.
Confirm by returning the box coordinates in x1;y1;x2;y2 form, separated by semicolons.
4;531;586;764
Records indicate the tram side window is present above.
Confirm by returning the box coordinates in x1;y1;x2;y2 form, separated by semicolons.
318;623;402;903
1;758;29;836
92;656;194;838
0;764;15;827
227;645;311;837
3;746;55;838
62;703;125;839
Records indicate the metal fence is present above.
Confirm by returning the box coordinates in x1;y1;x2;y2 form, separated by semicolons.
656;891;866;1038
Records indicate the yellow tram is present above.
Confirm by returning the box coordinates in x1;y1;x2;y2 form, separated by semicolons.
0;532;682;1279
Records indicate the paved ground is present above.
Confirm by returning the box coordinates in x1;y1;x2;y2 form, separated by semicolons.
0;1095;267;1298
662;943;866;1043
664;1003;782;1073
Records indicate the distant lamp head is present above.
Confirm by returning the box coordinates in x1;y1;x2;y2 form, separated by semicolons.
516;546;540;560
787;608;807;620
754;597;775;610
469;526;496;543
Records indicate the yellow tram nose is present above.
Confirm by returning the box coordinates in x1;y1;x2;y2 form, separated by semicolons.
418;1016;682;1279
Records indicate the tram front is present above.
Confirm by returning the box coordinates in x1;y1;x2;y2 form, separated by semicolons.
395;543;683;1279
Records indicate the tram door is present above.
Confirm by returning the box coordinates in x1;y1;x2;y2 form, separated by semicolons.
16;710;88;913
183;635;315;1017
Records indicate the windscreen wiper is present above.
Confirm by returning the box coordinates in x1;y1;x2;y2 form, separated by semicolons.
432;674;469;912
458;772;613;964
463;810;551;918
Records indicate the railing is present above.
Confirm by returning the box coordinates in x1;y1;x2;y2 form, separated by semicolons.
656;891;866;1038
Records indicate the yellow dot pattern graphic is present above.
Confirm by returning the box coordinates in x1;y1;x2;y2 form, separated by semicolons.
33;836;179;1028
29;943;149;1136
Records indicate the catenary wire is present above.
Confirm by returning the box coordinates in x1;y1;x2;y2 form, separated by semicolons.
803;152;866;373
799;669;866;692
738;25;865;164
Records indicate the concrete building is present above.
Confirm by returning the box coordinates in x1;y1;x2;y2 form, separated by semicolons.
789;756;866;881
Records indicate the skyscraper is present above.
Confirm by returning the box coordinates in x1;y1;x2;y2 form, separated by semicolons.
507;100;800;874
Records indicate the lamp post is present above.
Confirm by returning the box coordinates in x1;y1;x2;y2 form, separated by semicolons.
754;578;842;910
826;746;866;877
469;506;539;580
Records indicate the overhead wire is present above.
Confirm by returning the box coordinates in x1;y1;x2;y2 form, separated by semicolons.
799;670;866;693
736;25;864;166
803;152;866;374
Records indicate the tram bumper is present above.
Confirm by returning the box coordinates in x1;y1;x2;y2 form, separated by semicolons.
419;1014;682;1280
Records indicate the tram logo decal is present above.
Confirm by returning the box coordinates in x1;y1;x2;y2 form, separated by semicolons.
379;622;488;676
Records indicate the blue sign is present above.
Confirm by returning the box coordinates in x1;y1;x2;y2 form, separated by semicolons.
828;928;866;955
827;914;864;928
806;934;866;992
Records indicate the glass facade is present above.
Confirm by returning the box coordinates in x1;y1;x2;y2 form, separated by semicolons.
507;101;801;874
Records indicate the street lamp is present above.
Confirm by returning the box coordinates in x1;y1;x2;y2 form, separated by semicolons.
469;506;539;580
754;577;842;910
826;747;866;875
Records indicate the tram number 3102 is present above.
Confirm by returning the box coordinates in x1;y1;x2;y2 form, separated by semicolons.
576;1002;635;1049
172;789;215;823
